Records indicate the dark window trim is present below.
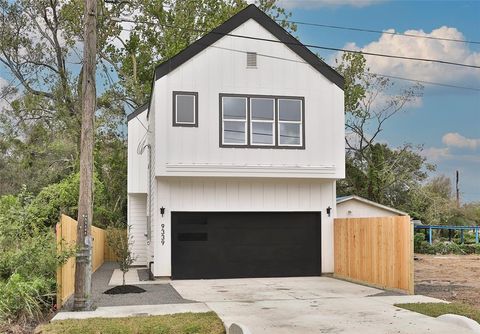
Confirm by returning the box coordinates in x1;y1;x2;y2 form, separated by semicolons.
219;93;305;150
173;91;198;127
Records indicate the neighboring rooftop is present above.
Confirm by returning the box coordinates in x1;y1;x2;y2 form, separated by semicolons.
336;195;408;216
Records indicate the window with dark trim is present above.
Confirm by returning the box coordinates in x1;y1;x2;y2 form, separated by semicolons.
220;94;304;149
173;91;198;127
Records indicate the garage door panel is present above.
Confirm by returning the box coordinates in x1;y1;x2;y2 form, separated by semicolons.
172;212;321;279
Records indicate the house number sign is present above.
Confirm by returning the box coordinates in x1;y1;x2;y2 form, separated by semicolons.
161;224;165;245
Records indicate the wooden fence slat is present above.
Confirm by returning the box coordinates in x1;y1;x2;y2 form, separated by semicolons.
334;216;413;294
56;215;122;308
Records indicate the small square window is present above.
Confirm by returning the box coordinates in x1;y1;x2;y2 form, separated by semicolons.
173;91;198;127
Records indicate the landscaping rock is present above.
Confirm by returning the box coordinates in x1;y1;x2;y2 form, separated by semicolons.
228;323;252;334
437;314;480;333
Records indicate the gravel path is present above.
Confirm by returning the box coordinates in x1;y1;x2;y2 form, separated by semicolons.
63;262;196;309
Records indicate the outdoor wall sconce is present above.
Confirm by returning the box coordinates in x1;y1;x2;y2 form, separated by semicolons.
160;207;165;217
326;206;332;217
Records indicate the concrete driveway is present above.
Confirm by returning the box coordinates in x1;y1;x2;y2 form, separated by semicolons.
171;276;472;334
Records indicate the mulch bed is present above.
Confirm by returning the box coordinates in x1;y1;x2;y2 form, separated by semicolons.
104;285;146;295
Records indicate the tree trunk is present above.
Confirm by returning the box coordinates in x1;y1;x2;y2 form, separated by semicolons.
74;0;97;311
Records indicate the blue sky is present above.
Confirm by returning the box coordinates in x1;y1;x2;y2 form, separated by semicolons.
282;0;480;203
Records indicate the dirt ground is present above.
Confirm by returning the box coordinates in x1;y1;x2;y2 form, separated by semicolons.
415;254;480;309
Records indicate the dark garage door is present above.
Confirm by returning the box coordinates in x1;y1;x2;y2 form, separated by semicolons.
171;212;321;279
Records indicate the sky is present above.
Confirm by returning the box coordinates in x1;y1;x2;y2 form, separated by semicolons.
0;0;478;202
280;0;480;203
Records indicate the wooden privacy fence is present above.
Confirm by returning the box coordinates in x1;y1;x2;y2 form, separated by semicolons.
56;214;119;308
334;216;414;294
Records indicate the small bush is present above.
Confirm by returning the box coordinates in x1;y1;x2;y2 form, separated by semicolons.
415;239;480;255
0;274;52;325
106;227;135;285
0;189;73;326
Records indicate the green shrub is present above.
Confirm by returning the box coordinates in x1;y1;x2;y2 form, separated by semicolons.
414;232;426;249
0;189;73;326
432;241;465;255
0;274;52;324
415;239;480;255
461;243;480;254
28;173;109;228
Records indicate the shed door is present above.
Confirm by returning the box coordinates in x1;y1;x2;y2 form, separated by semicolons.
171;212;321;279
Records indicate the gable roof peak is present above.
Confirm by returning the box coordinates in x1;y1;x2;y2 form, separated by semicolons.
154;4;344;89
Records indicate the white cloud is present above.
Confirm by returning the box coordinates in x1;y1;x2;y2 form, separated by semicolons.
442;132;480;150
422;132;480;164
338;26;480;88
423;147;452;161
277;0;384;9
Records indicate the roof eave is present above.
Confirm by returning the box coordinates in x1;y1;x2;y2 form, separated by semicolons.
336;195;409;216
153;4;344;90
127;101;149;122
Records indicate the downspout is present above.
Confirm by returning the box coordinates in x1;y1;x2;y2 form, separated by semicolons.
146;144;152;244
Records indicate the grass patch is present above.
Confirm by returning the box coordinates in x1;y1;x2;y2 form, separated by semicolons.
36;312;225;334
395;302;480;323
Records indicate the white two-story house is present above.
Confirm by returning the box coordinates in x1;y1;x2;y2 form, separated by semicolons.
127;4;345;279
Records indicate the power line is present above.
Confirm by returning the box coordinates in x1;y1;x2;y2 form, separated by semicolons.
209;45;480;91
281;20;480;45
113;19;480;91
368;73;480;91
112;17;480;70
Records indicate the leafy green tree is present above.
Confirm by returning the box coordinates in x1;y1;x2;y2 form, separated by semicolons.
28;173;110;228
408;175;455;224
0;0;294;227
102;0;296;107
335;52;432;211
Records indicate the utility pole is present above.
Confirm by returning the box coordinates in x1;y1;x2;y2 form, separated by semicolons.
456;170;460;209
74;0;97;311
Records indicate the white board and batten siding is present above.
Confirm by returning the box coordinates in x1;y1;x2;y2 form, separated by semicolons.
153;178;337;277
127;106;149;264
152;18;345;179
127;110;148;194
127;11;345;274
127;194;148;265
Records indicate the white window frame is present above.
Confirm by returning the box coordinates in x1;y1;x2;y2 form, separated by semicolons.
250;97;275;146
221;96;247;146
277;98;303;147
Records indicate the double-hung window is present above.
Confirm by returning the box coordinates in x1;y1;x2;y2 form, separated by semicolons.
250;98;275;146
220;94;304;148
278;99;303;146
221;96;247;145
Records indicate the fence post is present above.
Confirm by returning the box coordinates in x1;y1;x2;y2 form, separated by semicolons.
56;220;62;309
429;226;432;245
476;228;479;244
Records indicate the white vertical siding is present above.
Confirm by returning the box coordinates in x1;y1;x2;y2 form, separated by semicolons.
336;200;403;218
153;18;345;179
127;110;148;193
127;194;148;265
152;178;336;276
